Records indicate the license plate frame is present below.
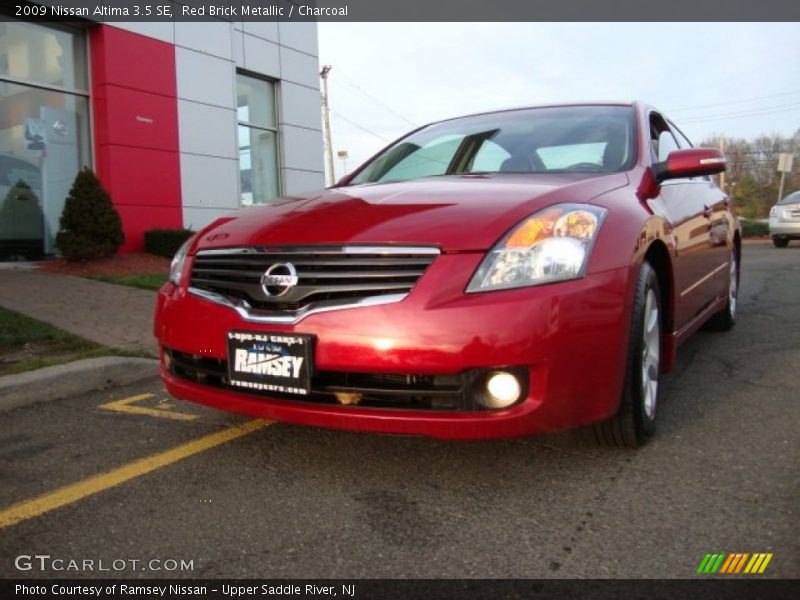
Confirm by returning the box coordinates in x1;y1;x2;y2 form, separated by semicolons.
227;331;314;396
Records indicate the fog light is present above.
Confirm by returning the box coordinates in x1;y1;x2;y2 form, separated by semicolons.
483;371;522;408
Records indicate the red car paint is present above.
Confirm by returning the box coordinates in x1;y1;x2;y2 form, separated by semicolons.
154;102;738;439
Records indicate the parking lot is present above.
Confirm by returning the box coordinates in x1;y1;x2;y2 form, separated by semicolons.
0;243;797;579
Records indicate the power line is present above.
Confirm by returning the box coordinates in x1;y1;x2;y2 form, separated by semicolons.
668;90;800;113
334;72;419;128
332;111;394;143
680;103;800;124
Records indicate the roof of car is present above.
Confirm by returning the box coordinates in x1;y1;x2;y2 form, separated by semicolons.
782;190;800;201
429;101;638;127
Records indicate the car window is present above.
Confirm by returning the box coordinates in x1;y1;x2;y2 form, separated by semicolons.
668;121;694;149
649;112;682;163
536;143;605;169
470;139;511;172
657;131;680;162
779;191;800;204
375;135;461;183
348;105;636;184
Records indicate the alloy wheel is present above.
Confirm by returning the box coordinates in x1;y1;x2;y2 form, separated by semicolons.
641;288;660;420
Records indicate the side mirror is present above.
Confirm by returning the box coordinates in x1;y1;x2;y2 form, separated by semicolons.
652;148;726;182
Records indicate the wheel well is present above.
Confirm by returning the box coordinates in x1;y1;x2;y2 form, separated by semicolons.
644;241;673;334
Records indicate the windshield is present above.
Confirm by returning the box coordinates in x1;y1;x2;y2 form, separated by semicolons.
348;105;636;185
778;191;800;204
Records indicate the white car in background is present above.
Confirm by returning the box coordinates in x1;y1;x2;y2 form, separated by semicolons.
769;190;800;248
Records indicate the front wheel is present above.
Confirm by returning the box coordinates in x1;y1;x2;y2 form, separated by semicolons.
772;236;789;248
594;261;661;448
705;249;739;331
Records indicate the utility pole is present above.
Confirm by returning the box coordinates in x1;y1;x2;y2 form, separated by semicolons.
320;65;335;187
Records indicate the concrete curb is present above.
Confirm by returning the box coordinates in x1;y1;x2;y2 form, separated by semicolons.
0;356;159;413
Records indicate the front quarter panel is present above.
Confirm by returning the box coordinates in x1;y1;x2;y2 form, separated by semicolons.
588;169;675;275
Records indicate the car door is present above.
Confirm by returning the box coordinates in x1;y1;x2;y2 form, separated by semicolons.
670;121;732;299
650;113;716;328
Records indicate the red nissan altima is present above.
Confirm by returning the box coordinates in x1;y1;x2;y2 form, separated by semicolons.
155;102;739;447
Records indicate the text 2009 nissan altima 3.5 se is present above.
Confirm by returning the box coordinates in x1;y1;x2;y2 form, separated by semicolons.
155;102;739;447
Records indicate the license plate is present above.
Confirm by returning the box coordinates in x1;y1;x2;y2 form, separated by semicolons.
227;331;313;396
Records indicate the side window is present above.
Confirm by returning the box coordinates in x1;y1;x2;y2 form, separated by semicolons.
649;112;680;163
669;121;694;149
657;131;680;162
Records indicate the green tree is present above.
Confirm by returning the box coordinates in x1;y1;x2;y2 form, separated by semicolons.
702;131;798;218
731;173;761;219
55;167;124;261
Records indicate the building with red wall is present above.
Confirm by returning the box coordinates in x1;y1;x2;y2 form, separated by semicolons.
0;18;324;258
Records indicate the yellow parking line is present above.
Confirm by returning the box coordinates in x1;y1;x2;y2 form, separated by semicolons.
0;419;271;529
99;393;198;421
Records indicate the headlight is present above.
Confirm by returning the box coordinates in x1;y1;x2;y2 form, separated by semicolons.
169;236;196;286
467;204;607;293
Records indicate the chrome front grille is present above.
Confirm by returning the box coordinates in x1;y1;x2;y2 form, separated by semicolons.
188;246;439;324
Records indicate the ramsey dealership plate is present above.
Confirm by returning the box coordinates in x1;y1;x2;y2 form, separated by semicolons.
227;331;313;395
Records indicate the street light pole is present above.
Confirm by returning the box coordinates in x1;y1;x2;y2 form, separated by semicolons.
320;65;335;187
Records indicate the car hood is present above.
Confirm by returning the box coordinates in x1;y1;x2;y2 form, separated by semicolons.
195;173;628;253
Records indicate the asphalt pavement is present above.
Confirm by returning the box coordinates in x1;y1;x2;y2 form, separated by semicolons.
0;243;797;579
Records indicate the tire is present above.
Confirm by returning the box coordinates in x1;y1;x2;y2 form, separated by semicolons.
705;248;739;332
772;236;789;248
594;261;661;448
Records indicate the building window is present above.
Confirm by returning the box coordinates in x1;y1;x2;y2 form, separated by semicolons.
0;21;90;258
236;73;279;206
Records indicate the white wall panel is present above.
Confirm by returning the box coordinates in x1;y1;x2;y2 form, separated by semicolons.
167;21;323;218
243;35;281;79
280;82;322;131
175;21;233;60
278;23;319;56
282;125;325;172
243;21;279;43
178;100;237;159
180;154;240;209
279;48;320;90
232;28;244;67
282;168;325;196
176;47;235;108
112;22;174;44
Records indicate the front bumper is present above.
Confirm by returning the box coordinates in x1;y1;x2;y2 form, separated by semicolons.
155;253;633;439
769;216;800;237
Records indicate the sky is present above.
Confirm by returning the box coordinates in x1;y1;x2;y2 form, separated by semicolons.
317;22;800;181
